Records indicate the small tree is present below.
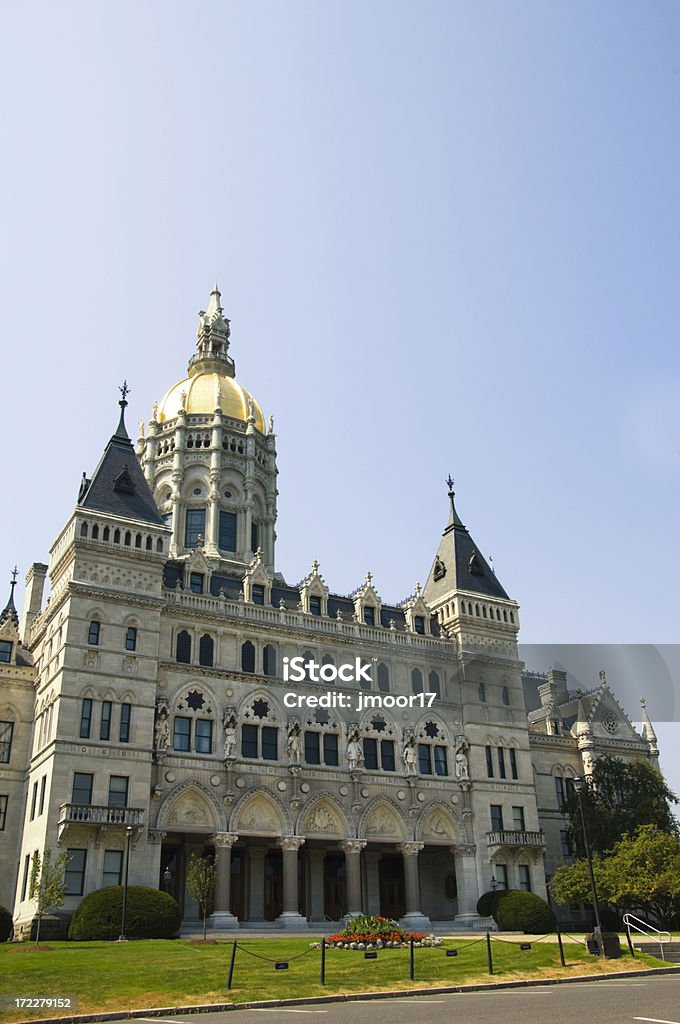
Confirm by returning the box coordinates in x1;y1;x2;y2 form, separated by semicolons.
28;847;69;946
550;825;680;928
185;852;216;940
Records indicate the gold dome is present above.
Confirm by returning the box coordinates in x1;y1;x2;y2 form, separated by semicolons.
157;371;266;433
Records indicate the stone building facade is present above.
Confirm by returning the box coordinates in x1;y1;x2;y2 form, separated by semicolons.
0;287;661;932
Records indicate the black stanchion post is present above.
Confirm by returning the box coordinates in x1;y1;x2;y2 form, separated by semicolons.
409;935;415;982
556;924;566;967
625;922;635;958
321;937;326;985
227;940;237;990
486;932;493;975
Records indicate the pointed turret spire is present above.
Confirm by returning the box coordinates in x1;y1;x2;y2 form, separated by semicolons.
0;567;19;627
640;697;659;756
114;381;131;441
423;476;510;609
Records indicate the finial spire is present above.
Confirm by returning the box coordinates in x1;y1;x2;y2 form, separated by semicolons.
445;473;464;528
114;381;131;440
639;696;658;754
0;566;19;627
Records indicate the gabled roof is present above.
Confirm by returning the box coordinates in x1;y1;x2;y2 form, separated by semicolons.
78;395;164;527
423;483;509;603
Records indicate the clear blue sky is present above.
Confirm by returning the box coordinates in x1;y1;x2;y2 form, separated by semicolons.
1;2;678;793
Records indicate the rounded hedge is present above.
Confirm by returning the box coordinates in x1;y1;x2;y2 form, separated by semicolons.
493;890;556;934
476;888;512;918
0;905;13;942
68;886;181;940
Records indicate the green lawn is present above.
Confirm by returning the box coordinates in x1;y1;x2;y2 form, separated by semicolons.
0;937;667;1022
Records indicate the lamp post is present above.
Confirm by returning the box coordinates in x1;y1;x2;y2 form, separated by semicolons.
119;824;134;941
573;776;604;956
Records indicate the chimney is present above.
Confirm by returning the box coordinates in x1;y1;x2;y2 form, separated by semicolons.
19;562;48;644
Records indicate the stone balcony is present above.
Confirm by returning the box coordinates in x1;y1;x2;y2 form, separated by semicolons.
58;802;145;843
486;829;545;857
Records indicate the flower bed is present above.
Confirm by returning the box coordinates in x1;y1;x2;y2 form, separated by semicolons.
319;915;443;950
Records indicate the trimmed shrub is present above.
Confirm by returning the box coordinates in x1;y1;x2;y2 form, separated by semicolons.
68;886;181;940
493;890;556;933
0;905;13;942
476;888;512;919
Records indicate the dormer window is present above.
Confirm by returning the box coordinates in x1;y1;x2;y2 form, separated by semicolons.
363;606;375;626
252;585;265;606
414;615;425;635
0;640;12;663
309;596;322;616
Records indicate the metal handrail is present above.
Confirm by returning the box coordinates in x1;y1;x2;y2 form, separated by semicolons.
623;912;671;961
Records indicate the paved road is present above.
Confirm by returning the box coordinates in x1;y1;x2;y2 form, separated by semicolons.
104;974;680;1024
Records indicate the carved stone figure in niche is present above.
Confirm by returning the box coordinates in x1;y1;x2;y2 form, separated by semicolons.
455;737;470;780
154;708;170;751
286;721;303;764
223;712;237;758
346;727;364;770
402;734;418;775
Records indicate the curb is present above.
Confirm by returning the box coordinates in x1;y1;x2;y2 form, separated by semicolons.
10;964;680;1024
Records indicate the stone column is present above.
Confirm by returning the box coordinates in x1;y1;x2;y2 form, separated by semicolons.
144;829;166;890
276;837;307;929
341;840;366;918
249;847;266;921
307;850;326;923
452;844;479;925
209;832;239;930
365;852;381;916
398;842;431;931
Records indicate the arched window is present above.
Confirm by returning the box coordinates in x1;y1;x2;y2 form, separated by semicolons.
80;522;88;537
113;529;120;544
145;536;152;551
428;670;441;697
199;634;214;667
124;531;131;546
411;668;423;695
377;663;390;692
241;640;255;673
263;644;277;677
176;630;191;664
92;524;99;540
501;684;510;706
102;526;110;541
478;681;486;703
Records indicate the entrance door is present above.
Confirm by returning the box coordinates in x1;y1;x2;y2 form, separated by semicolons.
160;844;183;911
264;850;283;920
324;854;347;920
379;855;405;919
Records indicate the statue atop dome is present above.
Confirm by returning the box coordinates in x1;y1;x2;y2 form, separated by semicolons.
190;284;236;379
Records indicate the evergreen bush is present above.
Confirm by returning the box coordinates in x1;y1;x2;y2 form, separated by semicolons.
68;886;181;940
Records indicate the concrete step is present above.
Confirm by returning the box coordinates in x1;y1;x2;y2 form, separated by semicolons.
634;941;680;962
